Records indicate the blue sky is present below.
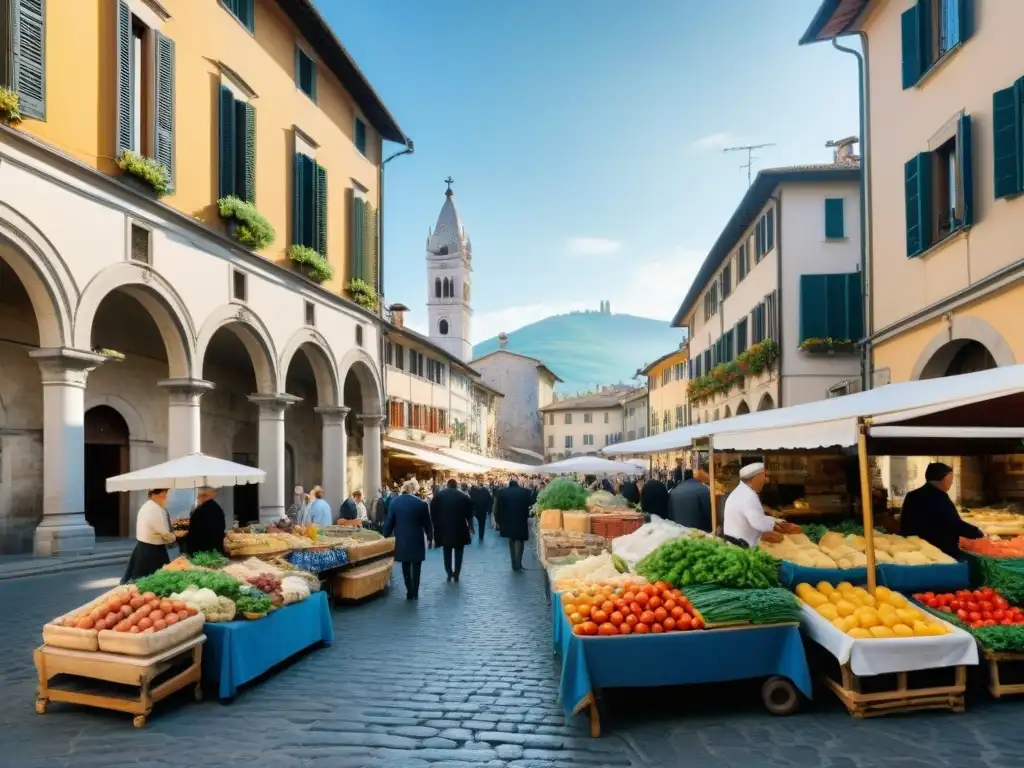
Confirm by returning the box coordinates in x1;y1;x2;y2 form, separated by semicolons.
320;0;859;343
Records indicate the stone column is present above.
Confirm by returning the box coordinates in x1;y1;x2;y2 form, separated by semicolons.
315;406;350;512
359;414;385;501
29;348;108;557
248;394;301;523
158;378;214;459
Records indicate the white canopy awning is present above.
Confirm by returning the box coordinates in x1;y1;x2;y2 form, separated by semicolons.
604;364;1024;455
439;447;535;473
506;445;545;462
383;439;485;474
534;455;644;475
106;453;265;492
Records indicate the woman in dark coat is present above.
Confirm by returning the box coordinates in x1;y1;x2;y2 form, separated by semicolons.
184;486;227;555
383;480;434;600
430;479;474;582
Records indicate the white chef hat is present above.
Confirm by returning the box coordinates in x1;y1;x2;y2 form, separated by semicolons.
739;462;766;481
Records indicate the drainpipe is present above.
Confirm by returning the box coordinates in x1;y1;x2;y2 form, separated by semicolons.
771;192;783;406
831;33;872;391
377;140;414;420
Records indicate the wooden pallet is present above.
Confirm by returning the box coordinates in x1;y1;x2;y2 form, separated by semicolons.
985;650;1024;698
824;661;966;718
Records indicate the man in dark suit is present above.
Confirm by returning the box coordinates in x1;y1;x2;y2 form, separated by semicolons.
495;475;533;572
383;480;434;600
430;479;475;582
184;486;226;555
900;462;984;558
469;482;493;543
668;468;712;532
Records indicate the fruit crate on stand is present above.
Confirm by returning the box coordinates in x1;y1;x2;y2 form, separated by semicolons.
590;514;643;540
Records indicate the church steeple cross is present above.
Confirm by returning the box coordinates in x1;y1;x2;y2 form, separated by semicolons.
444;176;455;197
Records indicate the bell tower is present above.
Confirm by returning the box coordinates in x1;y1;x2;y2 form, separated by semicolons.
426;177;473;361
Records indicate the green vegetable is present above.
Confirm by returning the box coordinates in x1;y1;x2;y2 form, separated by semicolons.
134;570;244;600
975;557;1024;605
235;594;272;614
636;536;780;590
915;595;1024;652
189;551;229;568
683;584;801;625
801;524;828;544
535;478;590;511
612;555;629;574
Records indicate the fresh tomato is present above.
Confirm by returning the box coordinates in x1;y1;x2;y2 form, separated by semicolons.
690;616;704;630
969;611;983;622
984;619;998;626
957;609;969;621
940;606;953;613
994;610;1006;621
967;601;980;612
972;621;984;629
950;600;963;611
980;600;994;612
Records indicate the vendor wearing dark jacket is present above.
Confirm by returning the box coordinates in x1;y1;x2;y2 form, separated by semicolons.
185;486;226;555
640;476;670;518
900;462;984;558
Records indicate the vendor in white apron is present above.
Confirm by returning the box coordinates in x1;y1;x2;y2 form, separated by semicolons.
722;463;782;548
122;488;179;582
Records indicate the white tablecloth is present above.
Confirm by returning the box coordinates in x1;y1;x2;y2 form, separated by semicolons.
800;604;978;677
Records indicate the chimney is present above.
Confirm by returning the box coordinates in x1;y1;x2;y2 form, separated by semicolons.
827;136;860;167
498;332;508;349
388;303;409;329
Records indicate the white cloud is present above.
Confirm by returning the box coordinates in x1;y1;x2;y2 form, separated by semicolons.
565;236;622;257
691;132;741;152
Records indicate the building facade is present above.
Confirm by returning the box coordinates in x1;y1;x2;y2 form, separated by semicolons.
540;389;629;462
803;0;1024;385
471;342;561;462
425;182;473;362
0;0;410;554
643;344;690;436
621;388;649;443
672;150;863;423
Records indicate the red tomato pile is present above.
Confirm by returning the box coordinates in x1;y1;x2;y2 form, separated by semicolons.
561;580;705;637
913;587;1024;629
60;585;198;634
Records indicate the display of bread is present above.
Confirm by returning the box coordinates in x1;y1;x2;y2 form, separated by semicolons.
759;530;956;569
960;508;1024;537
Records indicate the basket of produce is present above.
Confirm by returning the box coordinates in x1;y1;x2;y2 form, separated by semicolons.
321;527;384;542
590;514;643;540
224;531;292;558
331;557;394;601
97;593;204;656
236;594;273;619
961;536;1024;558
797;582;951;638
637;535;780;590
551;552;633;590
345;537;396;562
44;585;139;651
540;530;609;561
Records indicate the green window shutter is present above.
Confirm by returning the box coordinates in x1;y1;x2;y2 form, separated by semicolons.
957;114;974;227
309;56;317;102
314;162;327;257
992;84;1022;200
825;274;848;339
766;209;774;251
292;152;305;245
154;32;175;186
824;198;845;239
799;274;829;342
239;0;255;32
363;201;379;290
904;152;933;257
955;0;973;46
218;87;236;199
115;0;132;154
844;273;864;340
900;5;921;89
11;0;46;120
242;102;256;203
351;194;365;281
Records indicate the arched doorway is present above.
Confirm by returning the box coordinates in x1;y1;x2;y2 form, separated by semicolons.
920;339;998;379
84;406;130;537
736;400;750;416
724;405;732;419
339;353;384;497
757;393;775;412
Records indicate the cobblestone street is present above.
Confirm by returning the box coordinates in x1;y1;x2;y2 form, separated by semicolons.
3;528;1024;768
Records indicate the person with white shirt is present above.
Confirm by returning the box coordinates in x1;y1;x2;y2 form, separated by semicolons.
122;488;178;582
722;463;783;548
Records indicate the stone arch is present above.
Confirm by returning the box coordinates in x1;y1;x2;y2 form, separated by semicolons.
757;393;775;411
438;317;450;336
0;202;77;347
911;316;1016;380
735;399;750;416
434;277;441;298
279;327;340;406
724;405;732;419
84;393;149;442
74;262;194;379
195;304;279;393
337;346;383;415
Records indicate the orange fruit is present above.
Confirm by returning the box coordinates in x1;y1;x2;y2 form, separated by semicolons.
663;617;677;631
563;604;577;616
651;623;665;633
618;623;632;635
573;623;587;636
598;623;618;635
591;609;609;624
609;611;624;626
601;601;615;614
578;605;592;619
653;607;668;623
581;621;599;636
625;614;638;627
634;622;650;634
569;612;583;625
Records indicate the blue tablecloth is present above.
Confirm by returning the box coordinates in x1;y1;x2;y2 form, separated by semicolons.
779;561;869;588
551;599;812;719
202;591;333;700
879;562;970;592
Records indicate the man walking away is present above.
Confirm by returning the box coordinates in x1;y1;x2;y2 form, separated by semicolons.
470;482;493;543
641;474;670;519
382;479;433;600
495;475;532;572
431;479;475;582
668;469;712;532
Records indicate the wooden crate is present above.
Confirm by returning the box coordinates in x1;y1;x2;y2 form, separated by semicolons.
824;661;966;718
985;650;1024;698
331;558;394;601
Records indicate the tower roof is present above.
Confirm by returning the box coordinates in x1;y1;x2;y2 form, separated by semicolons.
428;178;468;255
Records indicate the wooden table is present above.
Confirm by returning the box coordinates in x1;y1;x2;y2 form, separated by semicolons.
34;635;205;727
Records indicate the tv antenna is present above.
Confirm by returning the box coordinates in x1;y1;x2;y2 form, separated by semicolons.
724;143;776;186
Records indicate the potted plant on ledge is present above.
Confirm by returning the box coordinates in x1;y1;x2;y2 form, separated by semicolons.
799;337;857;355
288;244;333;283
0;87;22;125
116;151;171;198
346;277;379;312
217;196;275;250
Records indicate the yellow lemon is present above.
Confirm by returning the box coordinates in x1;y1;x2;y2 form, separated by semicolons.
834;600;855;617
895;608;919;625
841;616;860;633
856;608;880;629
829;591;845;605
816;603;839;621
874;585;893;601
858;593;876;608
837;581;854;592
885;593;908;609
804;591;828;608
892;623;913;638
848;627;871;639
817;582;836;597
845;593;863;607
870;625;896;638
912;620;934;636
795;583;816;599
832;617;848;631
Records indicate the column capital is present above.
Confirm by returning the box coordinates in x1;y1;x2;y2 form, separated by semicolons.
315;405;351;427
248;393;302;415
357;413;386;427
158;378;215;404
29;347;108;388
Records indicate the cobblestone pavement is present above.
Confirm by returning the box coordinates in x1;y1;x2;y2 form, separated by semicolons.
3;526;1024;768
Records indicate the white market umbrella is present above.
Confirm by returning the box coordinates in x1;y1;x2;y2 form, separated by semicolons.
105;452;266;492
533;455;644;475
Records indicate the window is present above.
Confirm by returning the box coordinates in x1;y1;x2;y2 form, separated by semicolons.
0;0;46;119
232;269;247;301
721;264;732;298
765;290;778;342
350;190;379;291
434;277;441;298
723;329;734;363
393;343;405;370
548;413;554;425
385;342;393;366
295;46;316;101
662;369;671;386
751;303;767;345
993;78;1024;199
824;198;845;239
564;413;572;425
703;349;711;373
675;406;684;428
222;0;254;32
439;319;449;336
904;115;973;257
736;317;749;356
293;151;328;256
737;243;748;281
548;435;554;448
129;222;151;264
703;284;719;320
604;412;609;424
583;434;594;446
755;209;775;260
218;86;256;202
901;0;973;89
426;358;446;385
799;273;863;343
584;412;593;423
564;435;573;449
388;398;407;428
115;2;175;182
354;117;367;156
355;324;363;347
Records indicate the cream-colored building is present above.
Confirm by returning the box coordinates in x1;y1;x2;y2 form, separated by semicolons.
672;147;864;422
802;0;1024;385
540;388;634;462
621;388;649;443
643;344;690;435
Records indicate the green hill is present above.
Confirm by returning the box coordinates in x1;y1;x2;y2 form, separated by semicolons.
473;311;686;393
